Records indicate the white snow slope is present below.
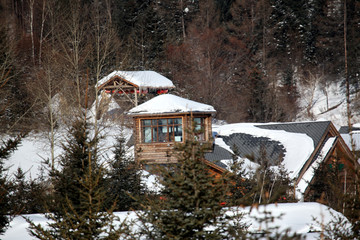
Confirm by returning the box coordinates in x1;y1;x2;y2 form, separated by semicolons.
3;202;348;240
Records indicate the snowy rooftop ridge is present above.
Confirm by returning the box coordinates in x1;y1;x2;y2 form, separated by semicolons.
127;94;216;115
97;70;175;89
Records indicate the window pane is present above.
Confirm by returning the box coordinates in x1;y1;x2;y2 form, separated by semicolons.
143;127;152;143
174;118;182;124
174;126;182;142
158;126;167;142
143;119;151;126
152;127;158;142
158;119;166;125
194;118;202;131
168;126;174;141
152;119;158;125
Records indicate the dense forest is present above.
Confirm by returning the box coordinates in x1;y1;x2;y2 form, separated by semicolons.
0;0;359;129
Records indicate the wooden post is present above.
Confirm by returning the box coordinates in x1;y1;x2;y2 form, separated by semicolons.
134;87;138;106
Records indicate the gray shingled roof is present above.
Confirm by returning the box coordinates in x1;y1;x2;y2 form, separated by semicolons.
255;121;331;148
204;145;233;169
205;133;285;167
205;121;332;171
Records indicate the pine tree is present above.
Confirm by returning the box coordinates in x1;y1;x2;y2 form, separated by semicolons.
227;147;255;206
27;116;130;239
0;135;22;235
106;134;143;211
9;167;50;214
138;125;247;239
50;117;99;214
243;146;295;205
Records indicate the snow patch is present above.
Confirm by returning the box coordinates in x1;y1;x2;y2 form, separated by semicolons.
3;202;348;239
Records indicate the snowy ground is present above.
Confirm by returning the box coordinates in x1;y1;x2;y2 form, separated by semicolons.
3;202;347;239
297;80;356;127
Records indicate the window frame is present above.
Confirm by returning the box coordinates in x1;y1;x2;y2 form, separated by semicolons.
140;117;184;143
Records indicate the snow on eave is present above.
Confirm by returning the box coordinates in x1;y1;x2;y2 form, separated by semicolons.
296;137;337;200
216;123;314;179
127;94;216;116
96;70;175;90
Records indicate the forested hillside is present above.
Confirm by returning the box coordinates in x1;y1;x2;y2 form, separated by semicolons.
1;0;360;130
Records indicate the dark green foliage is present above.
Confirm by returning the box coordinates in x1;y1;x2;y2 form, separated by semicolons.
0;135;23;235
27;116;130;239
306;160;346;211
138;129;247;239
307;158;360;238
227;147;254;205
247;69;272;122
342;167;360;238
106;135;143;211
215;0;235;22
50;117;100;214
9;167;50;214
347;0;360;89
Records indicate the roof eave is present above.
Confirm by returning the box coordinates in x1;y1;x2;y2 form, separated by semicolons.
127;111;216;117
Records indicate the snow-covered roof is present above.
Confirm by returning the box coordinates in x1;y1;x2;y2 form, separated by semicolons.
127;94;216;115
213;123;314;179
207;121;348;199
97;71;175;89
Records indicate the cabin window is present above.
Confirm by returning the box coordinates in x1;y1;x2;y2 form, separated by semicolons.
141;118;183;143
194;117;206;141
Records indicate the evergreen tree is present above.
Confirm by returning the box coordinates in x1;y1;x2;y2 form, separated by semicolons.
347;0;360;89
306;160;345;210
227;147;255;206
106;134;143;211
50;117;99;214
10;168;29;214
0;135;22;235
247;69;273;122
138;126;247;239
9;167;50;214
27;116;130;239
244;146;295;205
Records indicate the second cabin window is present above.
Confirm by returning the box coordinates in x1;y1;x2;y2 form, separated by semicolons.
142;118;183;143
194;117;206;141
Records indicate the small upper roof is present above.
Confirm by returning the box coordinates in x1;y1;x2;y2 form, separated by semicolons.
127;94;216;115
97;70;175;89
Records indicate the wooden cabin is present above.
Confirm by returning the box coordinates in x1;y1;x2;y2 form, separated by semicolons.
96;71;175;106
127;94;219;172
